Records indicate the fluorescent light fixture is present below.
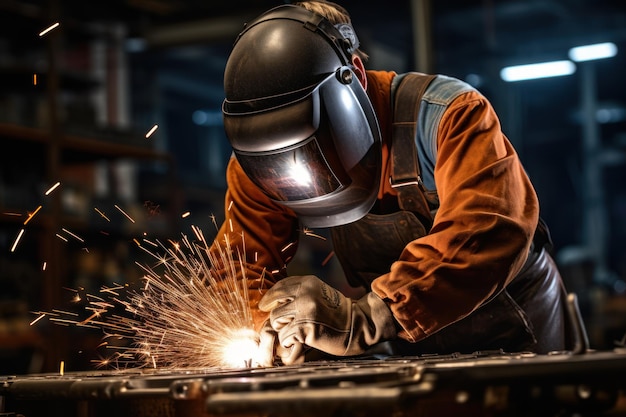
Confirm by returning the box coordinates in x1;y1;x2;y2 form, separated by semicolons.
500;60;576;82
568;42;618;62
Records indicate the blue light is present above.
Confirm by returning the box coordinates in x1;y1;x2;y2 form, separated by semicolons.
569;42;618;62
500;60;576;82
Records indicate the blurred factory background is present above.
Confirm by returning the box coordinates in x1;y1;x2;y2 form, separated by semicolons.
0;0;625;374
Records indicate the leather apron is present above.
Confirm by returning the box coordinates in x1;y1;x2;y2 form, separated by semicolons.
331;214;571;354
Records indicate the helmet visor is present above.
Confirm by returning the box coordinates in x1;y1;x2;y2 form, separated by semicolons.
234;136;343;202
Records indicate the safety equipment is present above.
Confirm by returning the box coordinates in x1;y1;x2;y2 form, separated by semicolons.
222;5;382;228
258;275;397;365
256;321;284;367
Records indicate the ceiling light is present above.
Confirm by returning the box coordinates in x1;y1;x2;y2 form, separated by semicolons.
500;60;576;82
569;42;617;62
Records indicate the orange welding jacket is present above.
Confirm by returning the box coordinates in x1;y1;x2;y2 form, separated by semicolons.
209;70;539;343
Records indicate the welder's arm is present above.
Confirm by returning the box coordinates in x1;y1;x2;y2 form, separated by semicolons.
371;91;540;344
209;156;300;331
257;275;397;365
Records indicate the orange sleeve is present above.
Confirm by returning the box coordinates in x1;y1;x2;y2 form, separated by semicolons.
209;156;299;330
371;91;539;342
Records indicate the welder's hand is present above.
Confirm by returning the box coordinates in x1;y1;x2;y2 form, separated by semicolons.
255;320;297;367
258;275;397;365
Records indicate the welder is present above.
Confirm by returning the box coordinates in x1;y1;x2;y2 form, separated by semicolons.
210;0;576;366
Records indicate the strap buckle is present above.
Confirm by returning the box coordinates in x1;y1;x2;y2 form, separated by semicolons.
390;176;423;189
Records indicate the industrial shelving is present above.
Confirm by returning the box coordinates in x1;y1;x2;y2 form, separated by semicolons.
0;1;180;374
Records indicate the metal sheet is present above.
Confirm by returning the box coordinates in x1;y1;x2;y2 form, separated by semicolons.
1;350;625;417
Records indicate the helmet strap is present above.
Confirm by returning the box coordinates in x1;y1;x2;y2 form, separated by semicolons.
334;22;360;52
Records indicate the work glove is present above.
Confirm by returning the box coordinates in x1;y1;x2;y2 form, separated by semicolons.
257;275;397;365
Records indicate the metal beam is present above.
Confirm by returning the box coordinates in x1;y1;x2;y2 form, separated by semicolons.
411;0;434;74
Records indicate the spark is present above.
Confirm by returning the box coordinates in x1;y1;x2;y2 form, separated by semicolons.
30;313;46;326
145;124;159;138
55;233;68;242
302;227;327;240
53;309;78;317
39;22;60;37
191;225;202;241
59;360;64;376
94;207;111;222
33;73;37;85
280;242;295;253
114;205;135;223
10;229;25;252
61;228;85;243
24;205;42;225
42;262;47;271
91;355;112;369
79;312;101;326
72;293;82;303
182;211;191;218
321;250;335;266
100;285;125;296
143;238;158;247
125;232;261;368
259;268;267;293
35;224;264;370
2;212;22;217
45;182;61;195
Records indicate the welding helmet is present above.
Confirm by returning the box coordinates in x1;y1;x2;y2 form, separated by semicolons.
222;4;381;228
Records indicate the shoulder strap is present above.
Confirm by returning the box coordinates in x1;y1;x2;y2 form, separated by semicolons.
391;72;437;225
